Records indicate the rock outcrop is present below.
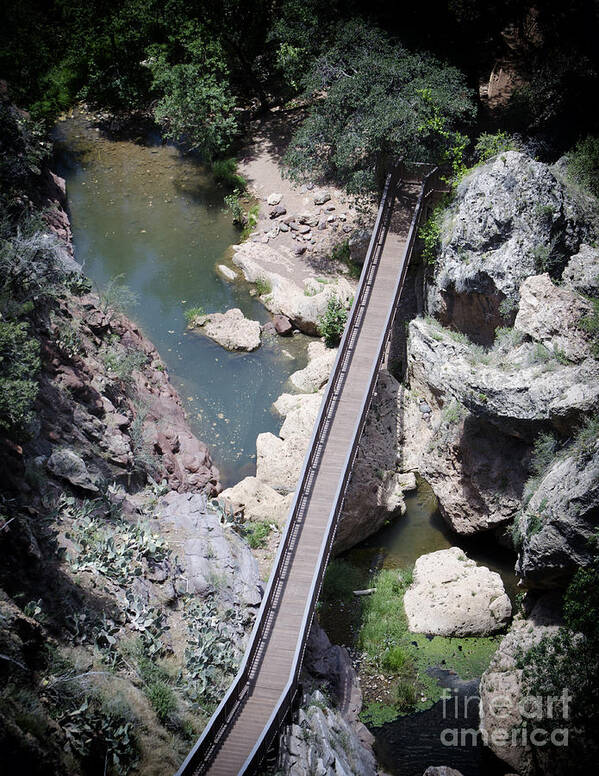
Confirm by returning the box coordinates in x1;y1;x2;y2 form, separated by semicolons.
289;341;337;393
232;241;353;335
514;273;593;364
157;491;263;607
256;390;323;491
219;475;293;528
562;243;599;295
404;548;512;637
479;597;563;776
278;623;376;776
408;317;599;437
428;151;596;343
189;307;261;351
515;439;599;589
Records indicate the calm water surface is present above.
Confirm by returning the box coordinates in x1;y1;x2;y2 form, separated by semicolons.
54;114;308;486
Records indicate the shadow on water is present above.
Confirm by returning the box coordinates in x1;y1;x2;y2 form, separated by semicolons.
319;477;518;775
53;112;309;486
374;671;508;776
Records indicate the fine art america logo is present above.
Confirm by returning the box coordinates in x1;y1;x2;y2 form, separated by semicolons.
440;688;572;748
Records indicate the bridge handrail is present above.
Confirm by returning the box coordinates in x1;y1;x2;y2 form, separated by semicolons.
175;163;440;776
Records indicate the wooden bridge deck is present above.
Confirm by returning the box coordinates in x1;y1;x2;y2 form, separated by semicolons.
176;166;442;776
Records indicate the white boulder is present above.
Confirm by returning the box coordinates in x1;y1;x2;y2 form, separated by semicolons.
404;547;512;637
191;308;261;351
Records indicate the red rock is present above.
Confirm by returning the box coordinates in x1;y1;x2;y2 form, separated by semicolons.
273;314;293;336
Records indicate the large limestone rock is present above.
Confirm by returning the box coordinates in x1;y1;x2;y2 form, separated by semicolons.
515;273;593;363
256;392;323;491
232;242;353;335
479;597;562;776
157;491;262;608
404;548;512;637
408;317;599;437
219;476;293;528
428;151;596;343
562;243;599;295
191;308;261;351
289;341;337;393
515;439;599;589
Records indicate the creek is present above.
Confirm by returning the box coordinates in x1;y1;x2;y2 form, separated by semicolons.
53;113;308;487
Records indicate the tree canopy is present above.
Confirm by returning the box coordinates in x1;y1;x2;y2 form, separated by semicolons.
283;22;476;195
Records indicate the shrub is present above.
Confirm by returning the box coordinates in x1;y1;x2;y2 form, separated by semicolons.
318;295;348;348
0;319;40;437
98;275;138;321
580;296;599;356
566;135;599;198
242;520;272;549
474;131;520;162
241;205;260;239
254;277;272;296
147;681;177;723
100;345;147;387
418;205;443;265
212;158;246;191
530;432;557;477
224;190;246;227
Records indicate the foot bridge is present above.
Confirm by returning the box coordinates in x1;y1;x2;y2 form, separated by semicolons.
176;163;444;776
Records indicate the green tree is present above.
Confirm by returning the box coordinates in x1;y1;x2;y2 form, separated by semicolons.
318;295;348;348
284;21;475;196
147;24;238;159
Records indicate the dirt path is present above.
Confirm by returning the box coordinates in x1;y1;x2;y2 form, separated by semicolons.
237;109;368;285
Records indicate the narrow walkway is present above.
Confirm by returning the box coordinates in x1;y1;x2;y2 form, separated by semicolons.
176;165;442;776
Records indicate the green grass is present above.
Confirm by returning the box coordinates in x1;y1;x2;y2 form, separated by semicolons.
359;568;413;659
358;566;501;718
211;158;247;191
184;306;205;324
254;277;272;296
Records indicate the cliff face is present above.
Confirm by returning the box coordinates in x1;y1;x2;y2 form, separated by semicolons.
398;151;599;775
396;151;598;548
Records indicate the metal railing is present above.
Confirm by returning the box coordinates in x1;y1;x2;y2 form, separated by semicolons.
175;163;440;776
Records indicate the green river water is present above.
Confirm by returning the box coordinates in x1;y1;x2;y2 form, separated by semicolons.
54;114;308;487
